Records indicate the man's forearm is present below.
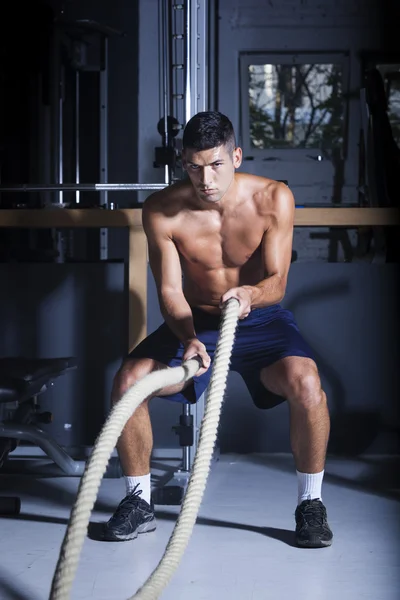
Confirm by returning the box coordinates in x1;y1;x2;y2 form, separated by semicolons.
242;274;286;309
159;291;196;343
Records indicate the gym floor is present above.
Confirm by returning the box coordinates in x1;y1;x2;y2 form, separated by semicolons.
0;453;399;600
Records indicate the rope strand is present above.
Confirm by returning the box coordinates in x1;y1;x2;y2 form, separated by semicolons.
50;298;240;600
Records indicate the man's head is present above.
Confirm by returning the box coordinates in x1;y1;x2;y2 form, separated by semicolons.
182;111;242;203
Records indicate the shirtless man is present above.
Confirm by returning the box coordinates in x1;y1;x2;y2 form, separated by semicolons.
103;111;333;548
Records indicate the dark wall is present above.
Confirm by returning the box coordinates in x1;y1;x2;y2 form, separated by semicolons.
0;263;126;447
382;0;400;53
0;2;53;204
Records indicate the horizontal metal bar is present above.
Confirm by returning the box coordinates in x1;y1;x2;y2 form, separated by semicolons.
0;423;84;475
0;183;168;192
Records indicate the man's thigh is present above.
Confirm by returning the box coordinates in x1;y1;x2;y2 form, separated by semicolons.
260;356;319;398
233;307;317;408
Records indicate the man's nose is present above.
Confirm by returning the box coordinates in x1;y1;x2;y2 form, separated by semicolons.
200;166;213;187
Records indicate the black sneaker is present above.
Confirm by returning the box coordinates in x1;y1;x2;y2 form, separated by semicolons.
295;499;333;548
102;485;156;542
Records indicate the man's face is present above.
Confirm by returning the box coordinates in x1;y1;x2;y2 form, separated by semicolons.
183;144;242;203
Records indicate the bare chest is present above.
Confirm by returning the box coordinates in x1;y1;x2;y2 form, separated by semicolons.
174;213;265;270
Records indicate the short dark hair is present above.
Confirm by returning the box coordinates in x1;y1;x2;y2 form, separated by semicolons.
182;111;236;153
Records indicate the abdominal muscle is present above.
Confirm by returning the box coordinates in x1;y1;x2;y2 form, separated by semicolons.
182;262;262;315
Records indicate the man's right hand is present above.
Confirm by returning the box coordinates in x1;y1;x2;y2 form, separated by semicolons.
182;338;211;376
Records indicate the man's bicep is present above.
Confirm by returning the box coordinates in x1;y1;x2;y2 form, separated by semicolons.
143;204;183;295
148;235;183;294
263;187;294;280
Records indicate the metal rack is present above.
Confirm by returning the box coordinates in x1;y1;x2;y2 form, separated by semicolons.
156;0;209;184
0;1;213;501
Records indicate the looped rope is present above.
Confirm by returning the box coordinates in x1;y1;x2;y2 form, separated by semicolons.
50;298;240;600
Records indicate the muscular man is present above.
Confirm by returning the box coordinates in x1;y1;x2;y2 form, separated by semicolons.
103;111;333;548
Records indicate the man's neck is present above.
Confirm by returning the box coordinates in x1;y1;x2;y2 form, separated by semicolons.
192;175;239;213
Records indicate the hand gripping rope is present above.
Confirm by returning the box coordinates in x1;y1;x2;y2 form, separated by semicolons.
50;298;240;600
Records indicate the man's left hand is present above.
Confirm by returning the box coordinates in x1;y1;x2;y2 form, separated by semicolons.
220;286;253;319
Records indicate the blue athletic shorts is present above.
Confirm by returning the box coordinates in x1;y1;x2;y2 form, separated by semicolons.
128;305;315;410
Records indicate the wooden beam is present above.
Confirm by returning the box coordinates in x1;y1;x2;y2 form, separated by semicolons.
0;208;139;228
0;207;398;228
293;207;400;227
128;220;148;351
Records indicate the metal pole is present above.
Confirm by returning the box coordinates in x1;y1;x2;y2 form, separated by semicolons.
99;36;109;208
183;1;194;466
0;183;167;192
171;3;185;131
191;0;198;116
158;0;164;137
182;404;191;471
162;0;170;184
51;29;60;205
197;0;208;112
159;0;173;185
100;35;109;260
208;0;216;110
184;0;192;123
55;66;65;262
59;65;64;205
75;71;80;205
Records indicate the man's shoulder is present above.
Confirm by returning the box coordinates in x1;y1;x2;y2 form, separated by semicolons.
237;172;288;195
143;179;192;216
238;172;293;213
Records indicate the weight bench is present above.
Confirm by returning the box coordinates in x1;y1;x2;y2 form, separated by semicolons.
0;357;78;515
0;356;209;513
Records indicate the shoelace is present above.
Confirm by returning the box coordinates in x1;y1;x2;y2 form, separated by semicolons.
111;484;144;520
299;501;326;528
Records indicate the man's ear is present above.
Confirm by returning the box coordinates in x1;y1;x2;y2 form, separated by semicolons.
233;146;242;169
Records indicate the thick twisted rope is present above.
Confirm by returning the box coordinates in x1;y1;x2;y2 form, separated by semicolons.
50;298;240;600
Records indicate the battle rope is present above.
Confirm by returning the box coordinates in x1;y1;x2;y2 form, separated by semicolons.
50;297;240;600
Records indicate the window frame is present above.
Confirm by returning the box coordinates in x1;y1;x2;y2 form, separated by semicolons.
239;51;350;161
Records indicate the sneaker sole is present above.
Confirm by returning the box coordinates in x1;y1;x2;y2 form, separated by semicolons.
102;518;157;542
296;536;333;548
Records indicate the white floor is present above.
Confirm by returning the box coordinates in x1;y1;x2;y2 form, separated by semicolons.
0;454;399;600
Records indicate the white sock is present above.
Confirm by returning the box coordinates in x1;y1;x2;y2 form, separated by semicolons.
125;474;151;505
296;470;324;505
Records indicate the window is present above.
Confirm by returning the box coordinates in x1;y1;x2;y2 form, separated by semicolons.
240;53;349;157
376;64;400;146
